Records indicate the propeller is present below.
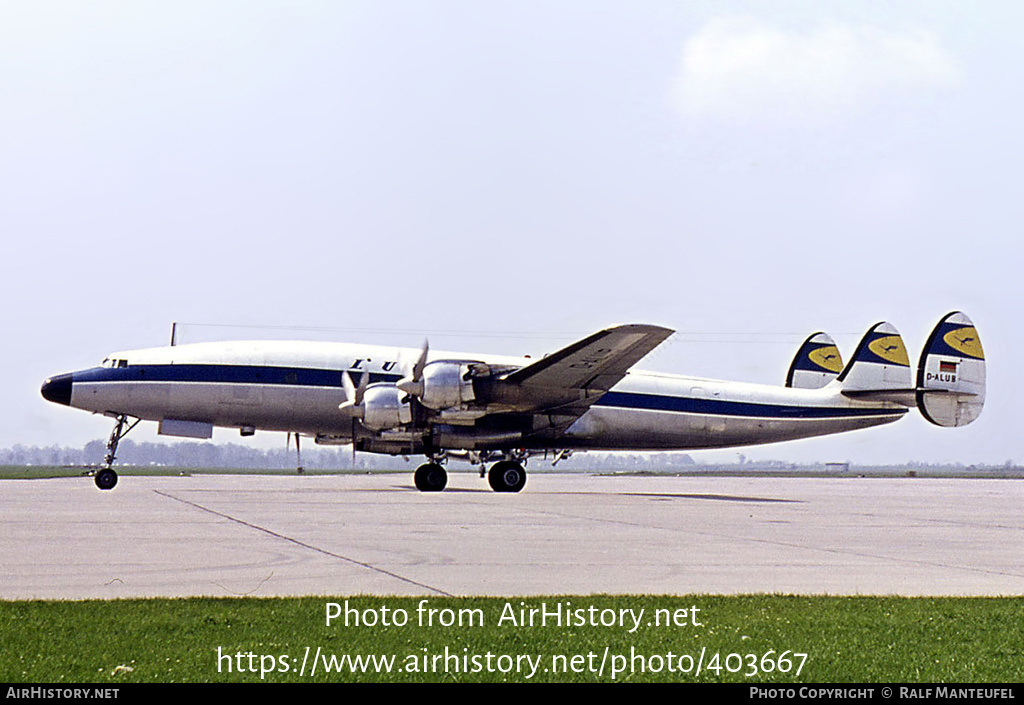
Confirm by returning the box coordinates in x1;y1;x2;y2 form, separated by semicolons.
396;339;429;397
338;369;369;417
338;369;369;468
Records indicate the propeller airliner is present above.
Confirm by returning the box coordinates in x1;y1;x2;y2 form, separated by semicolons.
41;312;985;492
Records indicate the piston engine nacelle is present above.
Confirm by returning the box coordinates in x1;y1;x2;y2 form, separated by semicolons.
405;361;477;410
362;383;412;431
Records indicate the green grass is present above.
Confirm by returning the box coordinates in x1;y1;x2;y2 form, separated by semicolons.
3;596;1023;682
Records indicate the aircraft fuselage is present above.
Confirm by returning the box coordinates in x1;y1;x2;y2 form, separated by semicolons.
43;339;906;454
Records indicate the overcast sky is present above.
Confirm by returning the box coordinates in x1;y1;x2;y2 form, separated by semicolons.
3;1;1020;465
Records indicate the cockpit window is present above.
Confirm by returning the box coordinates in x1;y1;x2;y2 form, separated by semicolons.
102;358;129;368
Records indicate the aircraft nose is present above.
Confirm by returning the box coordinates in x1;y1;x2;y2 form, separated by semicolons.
41;373;73;406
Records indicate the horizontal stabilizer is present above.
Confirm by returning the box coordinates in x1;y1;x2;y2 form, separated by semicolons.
786;332;844;389
916;311;985;427
838;322;911;394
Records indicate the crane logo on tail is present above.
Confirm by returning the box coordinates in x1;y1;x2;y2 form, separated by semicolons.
808;346;844;373
943;328;984;359
868;336;909;366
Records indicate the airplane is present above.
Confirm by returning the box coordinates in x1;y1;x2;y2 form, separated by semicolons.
40;312;985;492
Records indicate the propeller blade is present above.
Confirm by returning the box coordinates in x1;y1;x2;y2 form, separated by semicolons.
342;371;356;403
340;370;370;417
397;340;429;396
356;369;369;403
413;339;429;380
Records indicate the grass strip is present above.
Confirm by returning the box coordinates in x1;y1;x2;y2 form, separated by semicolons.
3;595;1022;683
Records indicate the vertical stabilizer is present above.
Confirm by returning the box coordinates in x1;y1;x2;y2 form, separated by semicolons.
785;332;844;389
837;322;912;392
916;311;985;427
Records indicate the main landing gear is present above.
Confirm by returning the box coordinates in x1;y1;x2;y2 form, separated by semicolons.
487;460;527;493
412;455;527;493
414;462;448;492
93;413;140;490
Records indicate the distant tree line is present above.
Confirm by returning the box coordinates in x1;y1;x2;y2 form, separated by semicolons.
0;441;1015;475
0;440;699;471
0;440;401;470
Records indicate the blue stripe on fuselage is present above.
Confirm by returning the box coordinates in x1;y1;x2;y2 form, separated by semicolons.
594;391;905;420
72;364;403;388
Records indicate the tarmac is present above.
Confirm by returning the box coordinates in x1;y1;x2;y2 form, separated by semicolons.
2;472;1023;599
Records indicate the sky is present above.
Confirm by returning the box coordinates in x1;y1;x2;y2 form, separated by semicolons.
3;1;1020;465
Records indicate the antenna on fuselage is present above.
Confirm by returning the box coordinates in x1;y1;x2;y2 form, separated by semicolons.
170;322;178;347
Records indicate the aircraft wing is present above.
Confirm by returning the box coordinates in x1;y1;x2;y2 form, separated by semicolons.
415;325;671;438
483;324;673;421
503;324;674;391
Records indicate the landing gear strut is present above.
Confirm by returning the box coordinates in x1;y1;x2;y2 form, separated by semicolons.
95;414;139;491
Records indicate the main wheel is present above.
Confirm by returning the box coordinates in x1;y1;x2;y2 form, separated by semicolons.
414;463;447;492
487;461;526;493
94;468;118;491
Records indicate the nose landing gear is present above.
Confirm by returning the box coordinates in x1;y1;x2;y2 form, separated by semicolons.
93;414;140;490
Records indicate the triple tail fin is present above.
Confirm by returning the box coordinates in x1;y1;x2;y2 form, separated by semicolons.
835;314;987;427
785;332;844;389
916;311;985;427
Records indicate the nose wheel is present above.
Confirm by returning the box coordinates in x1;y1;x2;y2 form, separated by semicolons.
94;468;118;490
92;413;139;490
